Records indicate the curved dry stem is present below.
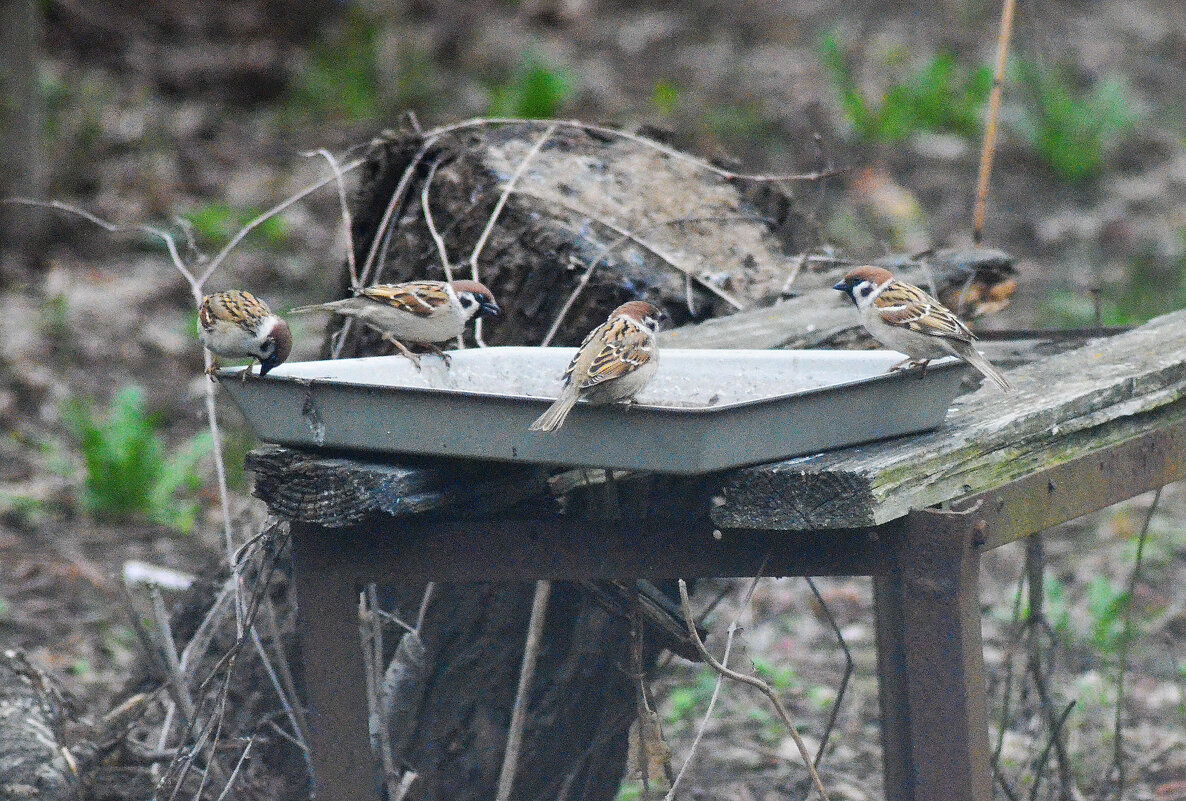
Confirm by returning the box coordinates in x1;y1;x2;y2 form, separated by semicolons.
468;123;557;346
664;575;763;801
421;117;843;184
199;156;365;286
304;147;360;290
677;579;830;801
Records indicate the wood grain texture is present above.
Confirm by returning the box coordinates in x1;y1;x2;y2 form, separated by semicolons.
713;307;1186;531
245;446;547;526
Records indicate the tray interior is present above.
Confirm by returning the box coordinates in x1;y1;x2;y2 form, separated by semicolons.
256;347;933;410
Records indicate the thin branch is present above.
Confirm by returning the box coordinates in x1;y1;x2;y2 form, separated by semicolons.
516;189;747;311
804;577;853;768
421;117;843;184
213;740;252;801
496;580;553;801
415;582;435;634
1111;487;1162;799
677;579;830;801
540;213;764;346
469;123;557;346
149;588;197;726
665;575;763;801
304;147;359;290
421;157;453;281
199;156;365;286
972;0;1017;243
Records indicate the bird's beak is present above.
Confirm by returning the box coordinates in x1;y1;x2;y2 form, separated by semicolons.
832;281;848;292
479;299;501;318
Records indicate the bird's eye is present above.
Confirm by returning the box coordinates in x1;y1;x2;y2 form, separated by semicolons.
260;340;275;357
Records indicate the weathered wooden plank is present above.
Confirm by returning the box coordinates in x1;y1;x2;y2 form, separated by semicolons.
713;307;1186;531
658;247;1016;350
245;446;547;526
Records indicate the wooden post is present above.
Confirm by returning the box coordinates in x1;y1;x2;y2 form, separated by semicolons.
874;510;991;801
291;521;378;801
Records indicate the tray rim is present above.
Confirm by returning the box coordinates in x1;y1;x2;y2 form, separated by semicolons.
217;347;965;416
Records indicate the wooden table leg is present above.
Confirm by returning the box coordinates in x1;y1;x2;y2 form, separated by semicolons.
873;511;991;801
290;521;378;801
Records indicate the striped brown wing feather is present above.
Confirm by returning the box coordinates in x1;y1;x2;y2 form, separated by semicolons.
200;291;270;333
578;318;654;389
360;281;450;317
874;282;974;342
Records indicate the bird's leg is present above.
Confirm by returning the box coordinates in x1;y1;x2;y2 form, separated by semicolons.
240;358;256;381
914;359;931;379
889;357;914;372
383;335;422;369
205;356;221;382
423;342;452;367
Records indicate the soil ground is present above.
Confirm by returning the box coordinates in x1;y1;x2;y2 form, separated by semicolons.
3;1;1186;798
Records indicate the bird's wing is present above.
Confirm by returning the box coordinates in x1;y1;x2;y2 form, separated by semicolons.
200;291;269;333
359;282;450;317
574;317;655;389
874;282;975;342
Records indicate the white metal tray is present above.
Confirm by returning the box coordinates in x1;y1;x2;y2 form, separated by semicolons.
220;347;965;474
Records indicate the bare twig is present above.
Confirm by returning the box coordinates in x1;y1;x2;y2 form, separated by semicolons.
421;157;453;281
421;117;842;184
415;582;436;633
1023;535;1081;800
804;578;853;768
1110;487;1162;799
516;189;747;311
304;147;360;290
469;123;557;346
972;0;1016;243
496;580;553;801
149;588;197;726
213;740;252;801
199;156;365;286
677;580;830;801
664;575;763;801
1030;701;1077;801
361;587;401;800
540;213;764;346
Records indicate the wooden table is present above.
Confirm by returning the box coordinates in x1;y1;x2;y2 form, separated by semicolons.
246;308;1186;801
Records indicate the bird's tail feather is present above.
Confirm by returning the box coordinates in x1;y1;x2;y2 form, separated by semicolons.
289;299;350;314
529;392;581;433
955;342;1012;391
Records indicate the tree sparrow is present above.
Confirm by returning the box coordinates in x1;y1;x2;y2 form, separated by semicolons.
530;301;667;433
833;265;1012;391
292;280;499;367
198;290;292;380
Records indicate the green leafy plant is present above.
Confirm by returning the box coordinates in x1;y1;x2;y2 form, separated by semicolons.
663;668;717;725
651;79;680;117
181;203;290;250
1086;575;1129;653
65;386;211;532
1042;248;1186;328
819;32;992;143
1012;60;1135;184
286;6;382;121
486;51;574;119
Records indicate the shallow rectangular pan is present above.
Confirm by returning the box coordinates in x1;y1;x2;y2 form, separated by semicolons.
219;347;965;475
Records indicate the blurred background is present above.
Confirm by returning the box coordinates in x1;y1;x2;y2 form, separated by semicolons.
2;0;1186;798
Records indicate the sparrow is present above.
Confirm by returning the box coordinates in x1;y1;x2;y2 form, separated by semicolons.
530;301;666;433
833;266;1012;391
292;280;499;367
197;290;292;381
